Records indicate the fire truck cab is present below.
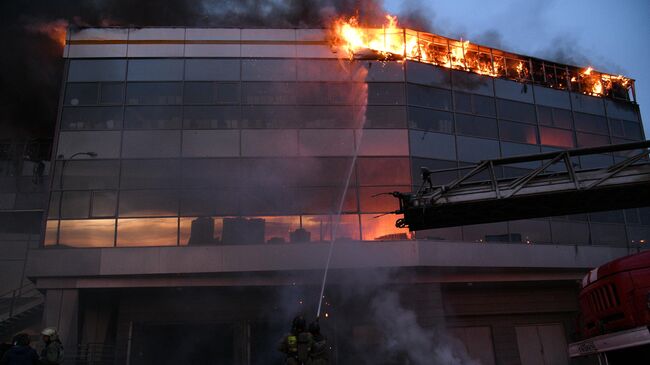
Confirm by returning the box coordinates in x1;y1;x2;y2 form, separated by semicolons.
568;250;650;363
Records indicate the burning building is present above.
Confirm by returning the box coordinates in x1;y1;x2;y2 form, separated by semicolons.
4;21;647;364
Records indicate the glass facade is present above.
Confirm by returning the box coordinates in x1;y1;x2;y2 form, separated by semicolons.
46;57;648;248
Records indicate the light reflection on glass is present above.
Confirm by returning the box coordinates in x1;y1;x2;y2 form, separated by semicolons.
117;218;178;247
59;219;116;248
44;220;58;246
360;214;411;241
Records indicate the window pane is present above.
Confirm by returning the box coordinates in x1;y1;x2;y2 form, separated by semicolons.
574;113;608;134
183;106;240;129
508;219;551;244
409;131;456;160
99;83;124;104
61;107;123;130
494;79;534;103
590;210;625;224
118;190;179;217
127;59;184;81
298;130;355;156
297;106;359;129
121;159;181;189
60;191;90;218
501;142;540;157
622;121;642;140
126;82;182;105
590;223;627;246
357;129;409;156
242;59;296;81
499;121;538;144
296;60;352;82
241;130;298;156
576;132;609;148
182;159;242;188
124;106;182;129
91;191;117;217
242;106;299;128
533;86;570;109
365;106;406;128
407;84;452;110
243;82;295;104
180;189;239;216
357;157;411;186
68;60;126;82
185;82;240;104
122;131;181;158
53;160;120;190
59;219;115;247
405;61;451;88
297;187;357;214
474;95;496;117
451;70;493;96
184;59;240;81
462;222;509;243
605;99;639;121
364;60;405;82
408;107;454;133
359;186;406;213
539;127;574;148
551;221;589;245
454;92;472;113
456;136;500;162
361;214;410;241
368;83;405;105
295;82;364;106
57;131;121;159
497;99;536;124
571;93;605;115
65;83;98;105
117;218;178;246
295;157;355;187
456;115;497;139
182;130;240;157
552;108;573;129
411;158;458;186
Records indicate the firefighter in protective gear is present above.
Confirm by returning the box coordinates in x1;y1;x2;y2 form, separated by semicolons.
39;328;64;365
309;320;329;365
278;316;314;365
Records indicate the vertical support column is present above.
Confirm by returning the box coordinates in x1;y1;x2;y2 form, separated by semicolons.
42;289;79;355
233;320;250;365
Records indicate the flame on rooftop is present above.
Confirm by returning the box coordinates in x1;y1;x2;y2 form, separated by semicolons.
329;14;632;100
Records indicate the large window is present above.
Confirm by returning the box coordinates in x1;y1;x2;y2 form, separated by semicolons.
408;107;454;133
185;82;240;104
184;59;240;81
497;99;536;124
126;83;182;105
183;106;240;129
127;59;184;81
456;115;498;139
409;131;456;160
68;60;126;82
61;107;123;130
407;84;452;110
124;106;182;129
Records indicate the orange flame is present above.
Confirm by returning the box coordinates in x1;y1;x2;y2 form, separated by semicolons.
330;14;631;99
26;19;68;47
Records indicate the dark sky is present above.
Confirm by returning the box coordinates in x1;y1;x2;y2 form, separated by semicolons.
386;0;650;131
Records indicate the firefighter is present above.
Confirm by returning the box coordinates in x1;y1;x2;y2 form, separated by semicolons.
278;316;313;365
39;328;63;365
309;320;329;365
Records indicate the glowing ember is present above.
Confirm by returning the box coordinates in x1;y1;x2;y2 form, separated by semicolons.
329;14;632;99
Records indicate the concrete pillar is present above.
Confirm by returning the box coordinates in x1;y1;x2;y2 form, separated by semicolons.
42;289;79;354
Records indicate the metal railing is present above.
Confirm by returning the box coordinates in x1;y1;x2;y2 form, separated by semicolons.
0;282;43;321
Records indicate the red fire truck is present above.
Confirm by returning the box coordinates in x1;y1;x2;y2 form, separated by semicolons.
568;250;650;363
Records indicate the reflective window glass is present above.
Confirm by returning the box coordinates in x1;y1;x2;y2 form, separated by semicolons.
368;83;405;105
532;86;570;109
357;158;411;186
68;60;126;82
298;130;355;156
499;121;538;144
53;160;120;190
361;214;410;241
183;106;240;129
407;107;454;133
508;219;551;244
405;61;451;88
91;191;117;218
551;221;589;245
494;79;533;103
537;106;572;129
99;83;124;104
624;209;640;224
297;187;357;214
61;107;123;130
239;158;302;188
451;71;493;96
184;82;240;104
126;82;182;105
57;131;121;159
622;120;642;140
605;99;639;121
65;83;98;105
590;223;627;246
456;115;497;139
241;130;298;157
407;84;452;110
295;158;355;187
124;106;181;129
182;159;242;188
501;142;540;157
579;154;613;169
590;210;625;224
242;59;296;81
296;106;359;129
572;94;605;115
180;189;239;216
576;132;609;148
497;99;536;124
357;129;409;156
411;158;458;186
539;127;574;148
363;60;405;82
462;222;508;243
365;106;406;128
359;186;407;213
409;131;456;160
118;190;179;217
122;131;181;158
127;59;184;81
454;92;472;114
184;59;240;81
574;113;608;135
60;191;90;218
296;60;352;82
117;218;178;246
121;159;181;189
241;106;299;128
456;136;500;162
182;130;240;157
59;219;115;247
295;83;362;105
242;82;295;104
239;187;298;215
